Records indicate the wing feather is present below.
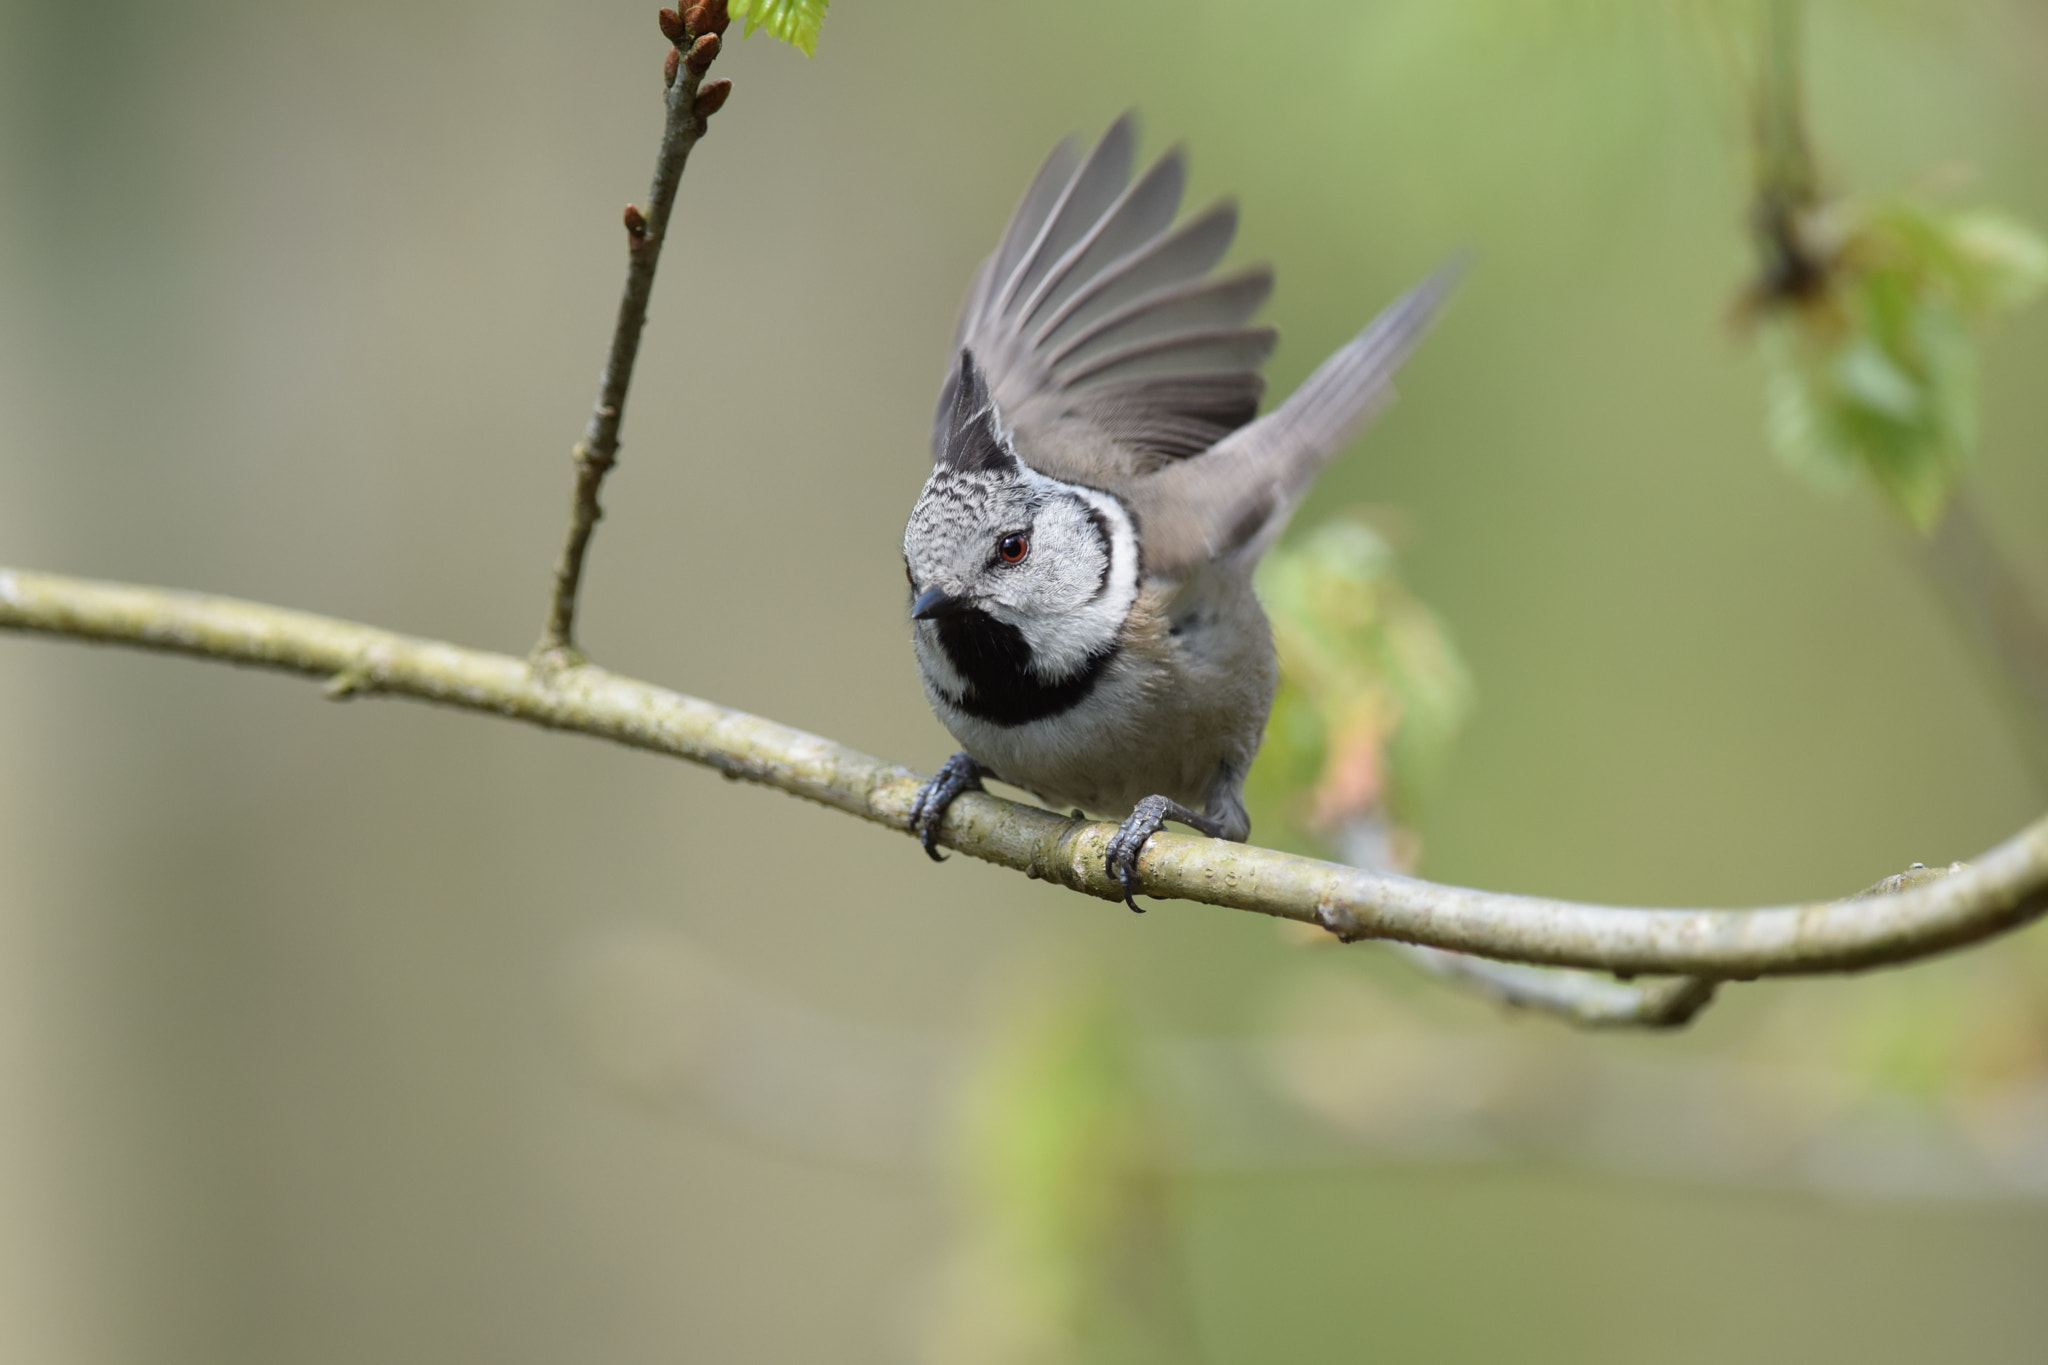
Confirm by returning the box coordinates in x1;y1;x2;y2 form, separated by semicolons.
934;116;1272;471
981;139;1080;319
1031;203;1241;351
1129;263;1461;577
1045;269;1274;372
1014;149;1185;331
1056;325;1278;388
991;117;1136;320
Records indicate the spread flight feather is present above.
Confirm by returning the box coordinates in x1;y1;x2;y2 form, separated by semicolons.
934;111;1455;579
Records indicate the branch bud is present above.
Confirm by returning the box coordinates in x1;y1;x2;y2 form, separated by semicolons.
684;31;720;74
623;203;649;241
664;47;681;84
695;77;732;119
683;0;730;38
657;8;686;44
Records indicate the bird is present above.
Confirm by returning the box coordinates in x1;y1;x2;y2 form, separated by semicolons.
901;113;1454;911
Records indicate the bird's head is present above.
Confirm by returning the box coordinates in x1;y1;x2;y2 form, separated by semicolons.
903;351;1140;689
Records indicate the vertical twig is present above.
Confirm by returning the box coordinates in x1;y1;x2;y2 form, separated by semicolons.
1747;0;1829;309
1753;0;1813;205
535;1;737;668
1919;496;2048;791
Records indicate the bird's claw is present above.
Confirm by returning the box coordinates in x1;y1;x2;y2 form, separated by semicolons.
1105;795;1182;913
909;752;984;861
1106;795;1232;913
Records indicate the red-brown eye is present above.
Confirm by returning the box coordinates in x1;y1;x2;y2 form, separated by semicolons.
997;534;1029;564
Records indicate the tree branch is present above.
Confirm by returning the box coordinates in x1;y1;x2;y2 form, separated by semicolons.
6;565;2046;979
536;3;733;666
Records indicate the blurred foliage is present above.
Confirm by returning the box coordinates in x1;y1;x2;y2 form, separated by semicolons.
1736;0;2048;529
923;979;1198;1365
1755;198;2048;529
1246;514;1473;858
728;0;829;55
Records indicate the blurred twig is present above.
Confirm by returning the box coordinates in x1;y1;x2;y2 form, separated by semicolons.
1333;814;1717;1029
1390;946;1718;1029
1745;0;1825;312
1312;808;1718;1027
1918;495;2048;789
1389;865;1963;1028
536;2;734;667
5;565;2046;979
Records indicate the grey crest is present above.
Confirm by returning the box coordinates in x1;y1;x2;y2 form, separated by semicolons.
934;350;1019;477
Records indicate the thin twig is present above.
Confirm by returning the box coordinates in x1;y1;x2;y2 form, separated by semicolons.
1391;947;1719;1029
536;3;734;667
1387;866;1962;1029
1919;494;2048;790
6;565;2046;978
1332;817;1719;1029
1745;0;1830;311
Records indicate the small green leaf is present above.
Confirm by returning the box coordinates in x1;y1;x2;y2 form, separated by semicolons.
1756;196;2046;530
1832;336;1919;420
1761;335;1855;489
728;0;829;55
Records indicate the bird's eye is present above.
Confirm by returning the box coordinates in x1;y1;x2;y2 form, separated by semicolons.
997;533;1029;564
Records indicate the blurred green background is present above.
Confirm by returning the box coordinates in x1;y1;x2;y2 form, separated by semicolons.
4;0;2048;1360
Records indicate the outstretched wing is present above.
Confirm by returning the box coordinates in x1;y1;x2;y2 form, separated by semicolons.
1128;263;1461;580
933;114;1276;474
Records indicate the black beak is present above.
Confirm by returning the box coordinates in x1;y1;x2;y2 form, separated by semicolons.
911;587;972;621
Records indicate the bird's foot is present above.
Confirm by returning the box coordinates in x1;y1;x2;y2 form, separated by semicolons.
908;752;985;861
1105;795;1227;913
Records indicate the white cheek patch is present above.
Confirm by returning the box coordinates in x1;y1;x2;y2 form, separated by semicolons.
913;620;969;701
1004;472;1140;680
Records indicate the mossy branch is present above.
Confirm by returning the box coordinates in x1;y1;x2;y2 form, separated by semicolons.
6;564;2045;984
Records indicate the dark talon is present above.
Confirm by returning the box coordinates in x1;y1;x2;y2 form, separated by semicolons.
1105;794;1229;914
909;752;984;861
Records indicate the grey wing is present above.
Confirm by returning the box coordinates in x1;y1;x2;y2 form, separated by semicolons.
932;113;1278;474
1130;263;1462;579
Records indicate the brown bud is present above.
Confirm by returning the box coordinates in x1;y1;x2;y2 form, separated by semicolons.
657;7;685;43
684;31;720;74
684;0;730;38
623;203;649;240
664;47;681;84
695;77;732;118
